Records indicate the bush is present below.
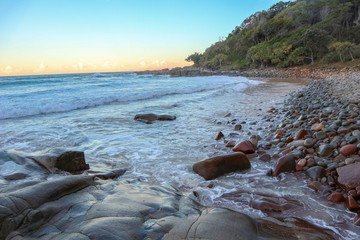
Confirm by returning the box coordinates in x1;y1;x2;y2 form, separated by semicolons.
321;52;339;63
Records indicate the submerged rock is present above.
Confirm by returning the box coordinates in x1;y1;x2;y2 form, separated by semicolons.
193;153;250;180
214;131;224;140
134;113;176;123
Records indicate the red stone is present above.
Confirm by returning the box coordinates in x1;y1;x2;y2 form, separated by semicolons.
345;195;360;211
340;144;357;156
295;129;308;140
286;136;293;143
327;192;345;203
311;124;325;131
337;162;360;190
232;141;255;154
296;159;307;171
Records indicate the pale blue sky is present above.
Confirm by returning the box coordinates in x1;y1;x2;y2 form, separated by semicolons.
0;0;279;75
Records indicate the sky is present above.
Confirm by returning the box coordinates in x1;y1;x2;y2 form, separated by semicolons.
0;0;279;76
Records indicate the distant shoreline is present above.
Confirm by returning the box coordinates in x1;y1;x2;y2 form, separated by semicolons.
136;65;360;80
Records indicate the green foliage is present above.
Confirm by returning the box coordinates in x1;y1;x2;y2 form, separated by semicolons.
299;28;332;63
185;52;203;66
186;0;360;70
329;41;356;61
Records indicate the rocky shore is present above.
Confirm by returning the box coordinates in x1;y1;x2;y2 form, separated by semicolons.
137;65;360;80
189;68;360;233
2;67;360;239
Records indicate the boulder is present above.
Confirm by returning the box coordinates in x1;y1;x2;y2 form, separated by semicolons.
337;162;360;190
55;151;89;173
193;153;250;180
232;141;255;154
273;154;296;176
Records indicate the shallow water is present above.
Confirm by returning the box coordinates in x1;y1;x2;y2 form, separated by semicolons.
0;72;358;239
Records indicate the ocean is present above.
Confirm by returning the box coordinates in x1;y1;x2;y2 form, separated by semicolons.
1;72;357;239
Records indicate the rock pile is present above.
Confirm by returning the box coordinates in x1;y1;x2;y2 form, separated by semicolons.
262;78;360;223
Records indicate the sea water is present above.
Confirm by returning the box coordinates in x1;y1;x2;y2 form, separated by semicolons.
0;72;357;239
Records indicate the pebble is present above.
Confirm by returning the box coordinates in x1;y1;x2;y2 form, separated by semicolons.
340;144;357;156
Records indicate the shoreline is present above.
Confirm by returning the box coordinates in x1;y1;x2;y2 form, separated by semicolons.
1;70;360;239
136;65;360;80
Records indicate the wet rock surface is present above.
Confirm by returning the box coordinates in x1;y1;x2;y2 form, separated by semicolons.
202;71;360;236
134;113;176;123
193;153;250;180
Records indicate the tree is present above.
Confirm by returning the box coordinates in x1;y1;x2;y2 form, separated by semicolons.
185;53;202;66
299;28;331;64
329;41;356;61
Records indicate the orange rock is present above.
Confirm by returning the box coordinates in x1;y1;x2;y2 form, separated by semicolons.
327;192;345;203
311;124;325;131
296;159;307;171
345;195;360;211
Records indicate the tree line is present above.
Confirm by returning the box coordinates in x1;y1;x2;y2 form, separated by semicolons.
186;0;360;70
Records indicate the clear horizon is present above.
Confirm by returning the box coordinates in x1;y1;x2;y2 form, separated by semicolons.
0;0;279;76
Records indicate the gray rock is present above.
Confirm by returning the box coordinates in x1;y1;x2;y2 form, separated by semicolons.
318;144;334;157
304;138;316;148
315;132;327;140
306;166;326;180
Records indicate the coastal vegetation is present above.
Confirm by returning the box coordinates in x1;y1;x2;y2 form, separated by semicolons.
186;0;360;70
